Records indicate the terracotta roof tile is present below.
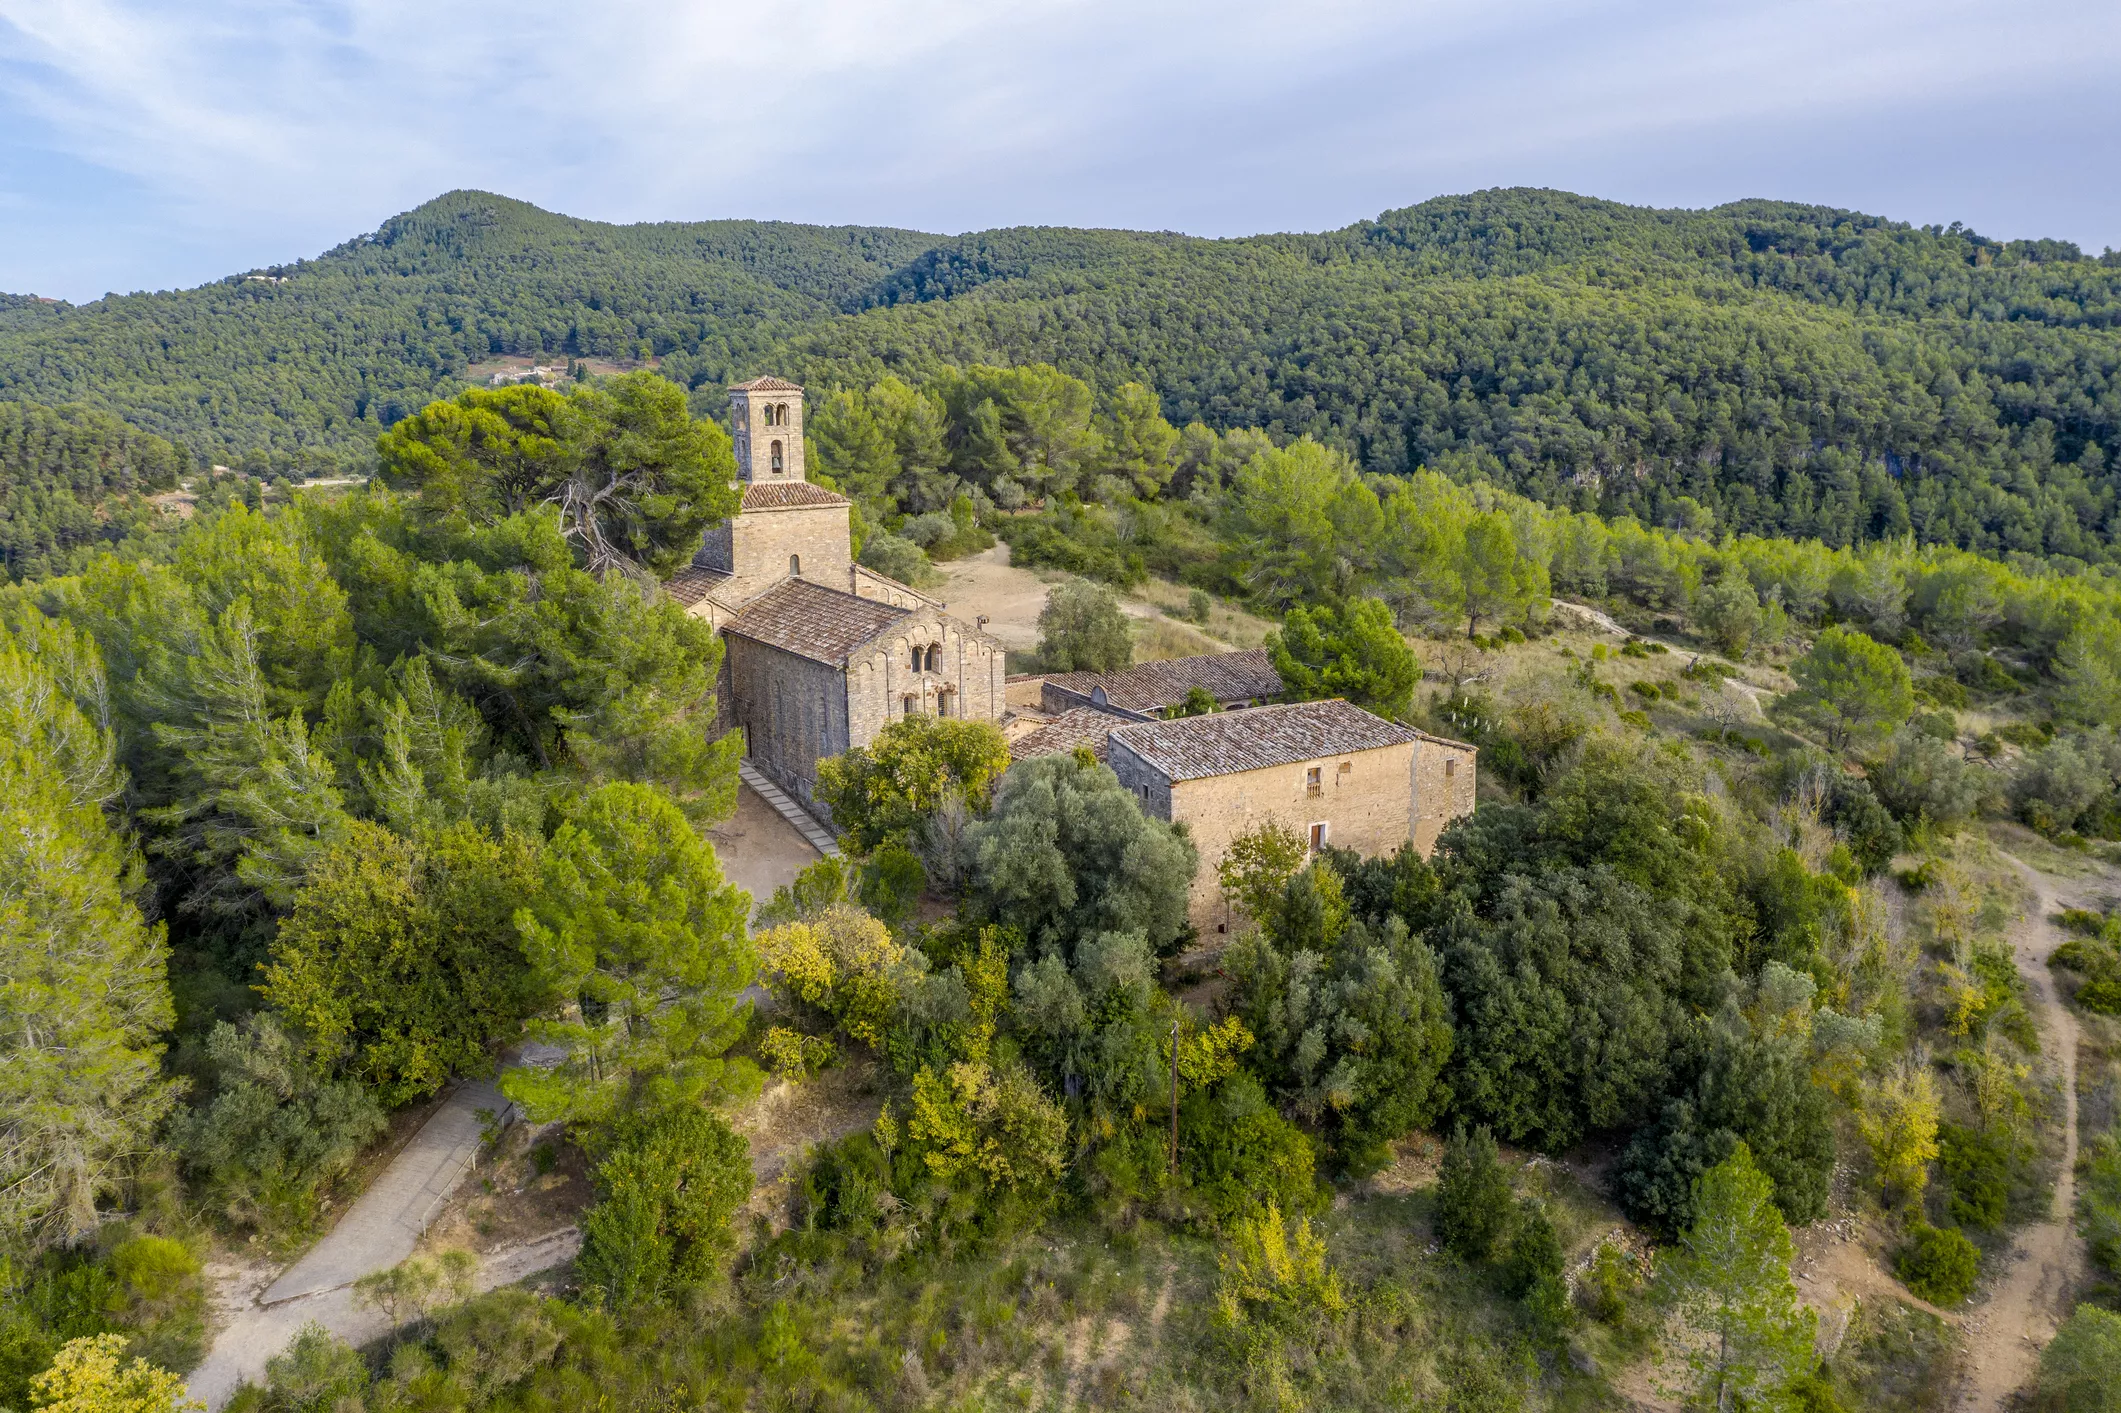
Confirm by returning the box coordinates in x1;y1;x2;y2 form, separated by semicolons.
1109;699;1422;782
1044;649;1283;714
741;481;849;511
723;578;910;665
1010;708;1121;763
663;565;732;608
730;375;804;392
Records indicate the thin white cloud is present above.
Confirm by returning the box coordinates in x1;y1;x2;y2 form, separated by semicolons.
0;0;2117;297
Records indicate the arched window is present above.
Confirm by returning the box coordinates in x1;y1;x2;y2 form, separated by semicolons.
924;644;941;672
902;694;918;717
789;554;801;577
769;440;783;474
776;402;790;426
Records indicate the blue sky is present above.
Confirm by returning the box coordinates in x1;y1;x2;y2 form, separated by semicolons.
2;0;2118;303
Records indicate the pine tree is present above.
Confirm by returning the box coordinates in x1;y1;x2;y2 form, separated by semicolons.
1435;1123;1514;1263
0;620;177;1245
1657;1143;1817;1413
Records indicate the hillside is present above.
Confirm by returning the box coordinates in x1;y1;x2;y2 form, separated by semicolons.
4;187;2121;558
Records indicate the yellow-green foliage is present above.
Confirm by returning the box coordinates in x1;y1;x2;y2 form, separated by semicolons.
758;1027;837;1082
1214;1203;1346;1330
905;1060;1067;1191
1856;1062;1941;1208
753;905;906;1050
29;1334;196;1413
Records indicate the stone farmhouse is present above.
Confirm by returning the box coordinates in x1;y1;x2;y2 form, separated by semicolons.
1092;699;1478;937
664;377;1005;807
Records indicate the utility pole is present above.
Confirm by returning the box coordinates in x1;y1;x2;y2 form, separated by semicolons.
1168;1018;1181;1178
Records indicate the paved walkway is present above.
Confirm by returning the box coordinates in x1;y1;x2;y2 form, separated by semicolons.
737;760;840;857
188;1079;543;1409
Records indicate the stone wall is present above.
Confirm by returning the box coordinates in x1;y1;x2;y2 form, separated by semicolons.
725;637;850;803
724;504;852;605
846;612;1006;751
1108;736;1419;939
1412;736;1478;855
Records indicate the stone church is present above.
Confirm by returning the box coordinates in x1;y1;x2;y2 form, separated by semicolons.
664;377;1006;809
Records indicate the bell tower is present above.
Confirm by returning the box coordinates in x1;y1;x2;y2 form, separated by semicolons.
729;376;806;483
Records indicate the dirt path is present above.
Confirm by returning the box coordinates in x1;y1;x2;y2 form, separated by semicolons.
1955;855;2089;1410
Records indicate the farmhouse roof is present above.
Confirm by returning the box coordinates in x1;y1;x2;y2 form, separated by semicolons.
1043;649;1283;714
1109;699;1422;782
1010;708;1120;763
722;577;909;665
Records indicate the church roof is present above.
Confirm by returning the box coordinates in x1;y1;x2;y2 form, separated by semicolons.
741;481;849;511
1108;699;1423;782
663;564;733;608
730;376;804;392
1043;649;1284;715
722;577;911;665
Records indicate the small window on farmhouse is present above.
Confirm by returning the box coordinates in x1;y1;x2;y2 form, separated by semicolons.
770;440;784;474
789;554;801;577
1445;758;1457;778
1309;821;1329;852
1306;765;1322;797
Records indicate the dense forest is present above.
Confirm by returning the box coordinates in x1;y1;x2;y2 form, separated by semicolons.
12;346;2121;1409
4;187;2121;560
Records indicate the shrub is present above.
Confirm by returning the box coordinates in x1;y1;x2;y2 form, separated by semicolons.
859;844;926;924
1581;1241;1640;1324
1436;1125;1514;1264
1213;1204;1345;1333
858;529;939;588
2078;1134;2121;1280
1867;728;1988;831
1503;1201;1569;1330
758;1027;836;1082
236;1322;368;1413
577;1108;751;1307
1894;1222;1980;1304
1178;1071;1318;1228
2038;1306;2121;1413
169;1016;388;1234
1036;579;1132;673
1938;1123;2012;1230
2054;935;2121;1015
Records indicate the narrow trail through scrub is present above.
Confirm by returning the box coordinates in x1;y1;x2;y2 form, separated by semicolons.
1953;852;2092;1411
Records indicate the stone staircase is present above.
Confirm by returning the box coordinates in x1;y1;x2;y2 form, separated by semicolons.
738;759;841;858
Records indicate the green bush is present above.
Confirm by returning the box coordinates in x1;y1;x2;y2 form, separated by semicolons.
2038;1306;2121;1413
1502;1201;1568;1330
1894;1222;1980;1305
1938;1123;2012;1230
1436;1125;1514;1264
858;844;926;925
1177;1071;1319;1228
577;1107;751;1307
2078;1134;2121;1280
170;1016;388;1235
1580;1241;1640;1324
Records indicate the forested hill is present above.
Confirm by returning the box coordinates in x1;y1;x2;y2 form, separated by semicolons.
5;186;2121;559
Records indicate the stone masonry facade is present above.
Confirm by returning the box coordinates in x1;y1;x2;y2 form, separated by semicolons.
1103;701;1476;938
668;377;1005;808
